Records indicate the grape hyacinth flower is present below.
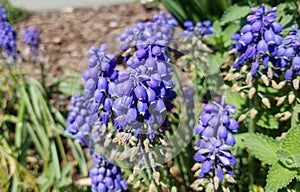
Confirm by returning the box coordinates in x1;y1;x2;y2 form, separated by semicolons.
231;4;283;75
0;21;17;60
66;94;99;150
90;153;127;192
181;20;214;39
193;97;238;181
281;26;300;80
23;27;40;55
118;11;177;51
0;3;7;23
112;45;176;141
67;44;118;149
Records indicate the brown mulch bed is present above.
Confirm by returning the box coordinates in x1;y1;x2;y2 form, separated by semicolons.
15;3;161;78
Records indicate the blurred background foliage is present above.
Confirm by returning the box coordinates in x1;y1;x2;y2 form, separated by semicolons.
0;0;31;24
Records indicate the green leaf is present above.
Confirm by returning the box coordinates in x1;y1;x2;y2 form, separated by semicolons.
220;5;250;25
243;133;280;165
265;162;297;192
222;23;240;44
291;104;300;128
256;112;279;129
277;149;300;169
282;127;300;155
213;20;222;37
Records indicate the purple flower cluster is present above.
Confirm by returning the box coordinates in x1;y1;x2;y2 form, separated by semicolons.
118;11;177;51
66;94;98;149
282;26;300;80
193;98;238;181
112;45;176;141
231;4;283;75
0;3;7;23
90;153;127;192
181;20;214;38
66;44;119;148
23;27;40;55
0;4;16;60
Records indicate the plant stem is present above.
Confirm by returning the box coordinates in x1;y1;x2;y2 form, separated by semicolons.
248;77;258;190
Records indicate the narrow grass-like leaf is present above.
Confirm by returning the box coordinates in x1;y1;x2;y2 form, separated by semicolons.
50;141;61;180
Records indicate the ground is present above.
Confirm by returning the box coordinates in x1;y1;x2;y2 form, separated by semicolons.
15;3;160;78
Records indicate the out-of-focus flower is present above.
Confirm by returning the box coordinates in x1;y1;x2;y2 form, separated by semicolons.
90;153;127;192
23;27;40;55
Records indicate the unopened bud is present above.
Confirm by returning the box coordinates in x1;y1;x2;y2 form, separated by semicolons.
272;80;286;89
245;72;252;85
143;139;150;153
248;87;256;99
262;98;271;108
153;171;160;185
233;73;242;80
214;176;220;190
274;113;283;119
206;183;214;192
240;91;246;98
133;180;141;188
250;108;258;119
261;75;269;86
278;81;286;89
267;67;273;79
293;79;299;90
276;96;286;106
238;114;247;122
241;65;248;73
191;163;201;171
288;93;296;104
231;84;239;92
280;111;291;121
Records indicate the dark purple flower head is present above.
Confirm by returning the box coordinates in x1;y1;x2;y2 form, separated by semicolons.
230;4;284;76
181;20;214;39
193;97;238;181
23;27;40;55
112;45;175;141
0;21;17;60
90;154;127;192
0;3;7;23
119;11;177;51
194;137;237;181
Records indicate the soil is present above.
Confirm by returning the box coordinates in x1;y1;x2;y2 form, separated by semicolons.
15;3;161;78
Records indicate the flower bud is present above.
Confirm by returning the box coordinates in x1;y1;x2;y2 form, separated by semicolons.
257;40;268;54
292;56;300;69
248;87;256;99
280;111;291;121
239;32;253;46
238;114;247;122
250;109;257;119
261;75;269;86
293;79;299;90
272;21;283;33
250;62;259;75
288;93;295;104
245;72;252;85
276;96;285;106
262;98;271;109
251;21;262;32
264;30;275;44
267;67;273;79
285;69;293;80
134;85;147;100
